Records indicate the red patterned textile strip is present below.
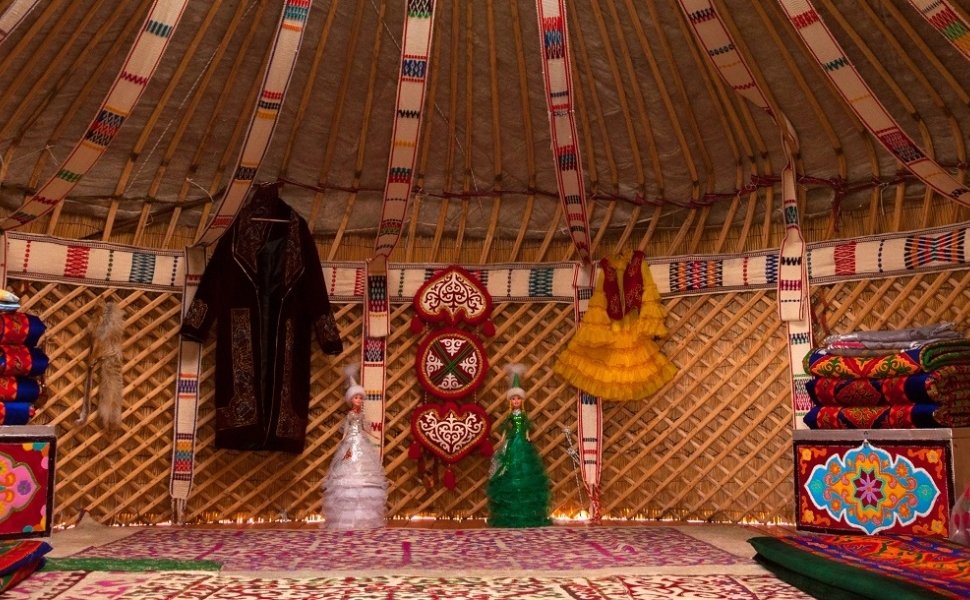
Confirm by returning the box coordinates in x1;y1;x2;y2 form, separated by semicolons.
533;0;592;263
678;0;813;427
0;0;41;46
777;0;970;208
0;0;190;232
572;264;602;521
908;0;970;62
371;0;436;259
196;0;314;245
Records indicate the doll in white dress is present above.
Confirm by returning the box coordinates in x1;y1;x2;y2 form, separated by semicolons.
321;366;388;529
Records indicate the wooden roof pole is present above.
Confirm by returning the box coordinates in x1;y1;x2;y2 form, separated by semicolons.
480;0;504;264
114;1;226;243
322;0;368;260
16;3;136;209
585;0;649;197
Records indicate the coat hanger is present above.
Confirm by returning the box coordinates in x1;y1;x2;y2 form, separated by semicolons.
249;180;289;223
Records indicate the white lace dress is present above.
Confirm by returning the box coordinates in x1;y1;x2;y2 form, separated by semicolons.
321;409;388;529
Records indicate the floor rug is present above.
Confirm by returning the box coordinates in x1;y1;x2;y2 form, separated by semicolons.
6;571;814;599
750;533;970;599
69;526;746;573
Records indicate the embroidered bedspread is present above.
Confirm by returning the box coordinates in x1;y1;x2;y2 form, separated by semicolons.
806;365;970;406
805;340;970;379
804;404;970;429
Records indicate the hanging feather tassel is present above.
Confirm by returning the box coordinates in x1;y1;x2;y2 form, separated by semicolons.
83;301;125;429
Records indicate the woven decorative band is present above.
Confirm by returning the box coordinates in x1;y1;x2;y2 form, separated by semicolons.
0;0;41;45
372;0;436;258
777;0;970;208
534;0;592;262
4;231;184;292
0;0;189;231
810;222;970;283
361;272;389;451
572;263;602;521
169;245;207;520
908;0;970;62
196;0;313;245
9;225;970;296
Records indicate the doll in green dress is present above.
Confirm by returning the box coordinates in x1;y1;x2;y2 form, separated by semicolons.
487;364;552;528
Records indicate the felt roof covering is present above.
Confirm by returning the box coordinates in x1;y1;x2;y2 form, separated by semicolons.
0;0;968;257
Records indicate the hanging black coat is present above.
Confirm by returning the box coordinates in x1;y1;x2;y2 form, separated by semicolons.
180;186;343;452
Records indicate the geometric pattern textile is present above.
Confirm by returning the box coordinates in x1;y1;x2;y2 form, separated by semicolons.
0;427;55;540
6;224;970;298
9;572;813;599
907;0;970;63
371;0;436;259
777;0;970;208
69;527;748;571
801;441;940;534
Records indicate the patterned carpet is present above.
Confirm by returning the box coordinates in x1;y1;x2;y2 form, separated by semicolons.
8;525;814;599
9;571;813;599
66;526;747;573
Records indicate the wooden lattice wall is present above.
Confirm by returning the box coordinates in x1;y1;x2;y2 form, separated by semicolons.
16;266;970;526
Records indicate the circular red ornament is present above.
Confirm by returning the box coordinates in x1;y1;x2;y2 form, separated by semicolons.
414;327;489;400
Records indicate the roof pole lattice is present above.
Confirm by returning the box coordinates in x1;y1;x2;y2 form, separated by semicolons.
678;0;814;427
0;0;42;47
777;0;970;208
0;0;190;233
906;0;970;63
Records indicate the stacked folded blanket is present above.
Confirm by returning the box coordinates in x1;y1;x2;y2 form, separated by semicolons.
0;300;48;425
803;324;970;429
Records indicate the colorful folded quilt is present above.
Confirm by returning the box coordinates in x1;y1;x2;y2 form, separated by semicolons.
0;540;51;593
805;340;970;379
749;534;970;600
0;346;48;377
804;404;970;429
0;377;42;403
0;313;45;347
0;401;35;425
807;366;970;407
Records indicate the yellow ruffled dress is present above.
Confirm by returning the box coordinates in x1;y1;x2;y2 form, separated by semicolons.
554;251;677;400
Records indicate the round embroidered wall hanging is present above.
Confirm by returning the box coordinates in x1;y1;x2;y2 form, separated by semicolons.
411;265;495;335
415;327;489;400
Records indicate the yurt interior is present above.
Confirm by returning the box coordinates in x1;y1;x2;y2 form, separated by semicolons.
0;0;969;598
